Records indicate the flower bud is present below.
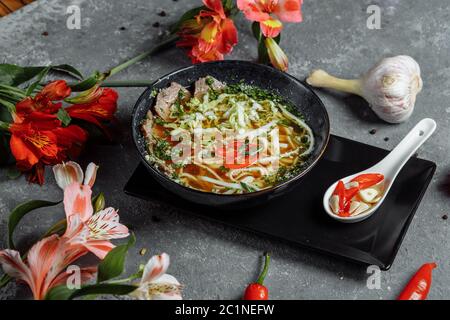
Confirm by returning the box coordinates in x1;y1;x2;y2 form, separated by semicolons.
93;192;105;212
265;37;289;72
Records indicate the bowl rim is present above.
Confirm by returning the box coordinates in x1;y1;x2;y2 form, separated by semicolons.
132;60;330;197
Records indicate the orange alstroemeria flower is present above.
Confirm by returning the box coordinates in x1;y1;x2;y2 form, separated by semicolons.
9;117;87;185
65;88;118;135
237;0;303;37
15;80;71;118
177;0;238;63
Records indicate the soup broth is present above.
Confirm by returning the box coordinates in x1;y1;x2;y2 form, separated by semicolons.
141;77;315;194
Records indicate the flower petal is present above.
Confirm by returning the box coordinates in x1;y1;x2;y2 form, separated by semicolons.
26;235;64;300
40;80;72;101
274;0;303;22
9;133;40;169
141;253;170;284
217;18;238;54
260;18;283;38
83;163;98;187
83;240;115;260
203;0;226;18
0;249;34;291
64;182;93;222
237;0;271;22
87;207;129;241
50;266;97;289
53;161;84;190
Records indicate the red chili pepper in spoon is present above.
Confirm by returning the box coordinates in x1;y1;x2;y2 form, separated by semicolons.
397;263;437;300
243;253;270;300
351;173;384;189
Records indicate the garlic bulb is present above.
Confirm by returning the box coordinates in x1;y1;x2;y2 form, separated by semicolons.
306;55;423;123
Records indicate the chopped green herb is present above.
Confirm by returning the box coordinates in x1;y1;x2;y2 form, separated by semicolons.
206;76;214;86
154;138;171;161
219;166;230;173
154;117;166;125
150;89;158;98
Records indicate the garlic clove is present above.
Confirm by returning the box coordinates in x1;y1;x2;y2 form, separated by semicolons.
370;196;382;204
329;195;340;214
351;202;371;216
345;181;359;189
349;200;361;214
358;188;379;203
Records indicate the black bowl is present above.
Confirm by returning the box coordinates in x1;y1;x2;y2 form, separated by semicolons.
132;60;330;208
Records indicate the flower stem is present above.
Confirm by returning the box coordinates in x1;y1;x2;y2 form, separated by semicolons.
105;34;179;78
100;80;155;88
108;273;141;284
256;253;270;285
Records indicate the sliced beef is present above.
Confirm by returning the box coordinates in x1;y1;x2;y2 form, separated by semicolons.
154;82;190;121
194;76;225;98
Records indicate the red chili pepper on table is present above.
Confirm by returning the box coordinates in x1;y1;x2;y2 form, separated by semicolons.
243;253;270;300
397;263;437;300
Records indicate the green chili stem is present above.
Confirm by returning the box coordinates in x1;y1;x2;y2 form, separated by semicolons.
256;253;270;285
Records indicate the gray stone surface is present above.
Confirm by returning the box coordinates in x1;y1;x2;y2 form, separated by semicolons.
0;0;449;300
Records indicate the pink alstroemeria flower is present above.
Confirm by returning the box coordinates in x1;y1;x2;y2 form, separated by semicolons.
131;253;182;300
53;161;129;259
0;235;96;300
237;0;303;37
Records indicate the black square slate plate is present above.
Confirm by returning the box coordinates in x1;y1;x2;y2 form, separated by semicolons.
124;135;436;270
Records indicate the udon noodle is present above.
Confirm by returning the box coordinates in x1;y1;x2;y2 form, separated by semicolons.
141;76;314;194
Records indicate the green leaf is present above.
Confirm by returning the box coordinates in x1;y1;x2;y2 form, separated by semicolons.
25;67;50;96
169;6;205;33
252;21;262;40
41;218;67;238
258;38;270;65
8;200;61;249
51;64;83;80
0;274;11;289
0;65;46;86
0;97;16;114
46;283;137;300
56;108;71;126
97;233;136;283
69;71;102;92
44;285;76;300
0;64;83;87
223;0;234;11
71;284;137;300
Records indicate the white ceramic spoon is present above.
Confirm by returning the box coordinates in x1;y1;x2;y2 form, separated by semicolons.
323;118;437;223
